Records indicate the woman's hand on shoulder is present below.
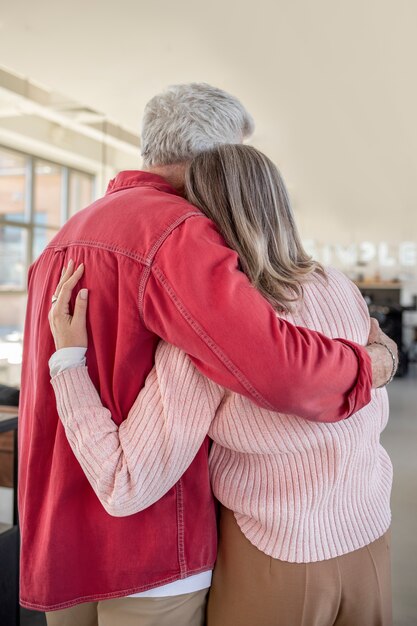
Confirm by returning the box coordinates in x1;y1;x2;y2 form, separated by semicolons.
48;260;89;350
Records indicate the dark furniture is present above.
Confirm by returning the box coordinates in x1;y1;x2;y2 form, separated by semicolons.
0;409;19;626
355;282;412;377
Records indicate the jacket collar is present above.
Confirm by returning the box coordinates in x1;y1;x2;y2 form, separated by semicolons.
106;170;182;197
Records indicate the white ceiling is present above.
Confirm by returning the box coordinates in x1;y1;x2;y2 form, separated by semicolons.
0;0;416;254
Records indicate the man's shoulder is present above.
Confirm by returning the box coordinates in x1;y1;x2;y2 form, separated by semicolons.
49;183;207;262
72;181;201;228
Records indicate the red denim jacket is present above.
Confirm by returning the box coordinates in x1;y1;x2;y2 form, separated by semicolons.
18;171;372;610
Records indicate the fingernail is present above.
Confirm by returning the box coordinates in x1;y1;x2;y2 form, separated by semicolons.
68;259;74;267
80;289;88;300
77;263;84;270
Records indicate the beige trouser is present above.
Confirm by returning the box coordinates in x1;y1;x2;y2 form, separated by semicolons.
207;507;392;626
46;589;208;626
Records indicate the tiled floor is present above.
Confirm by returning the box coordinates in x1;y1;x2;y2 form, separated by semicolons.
16;368;417;625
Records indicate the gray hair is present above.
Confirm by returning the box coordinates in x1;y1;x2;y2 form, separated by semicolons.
140;83;255;167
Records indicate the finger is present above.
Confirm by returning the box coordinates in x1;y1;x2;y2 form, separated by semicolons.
72;289;89;337
370;317;379;331
53;259;75;300
54;264;85;315
367;317;380;344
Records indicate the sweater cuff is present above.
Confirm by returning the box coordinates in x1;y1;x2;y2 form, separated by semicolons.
49;347;87;377
335;339;372;418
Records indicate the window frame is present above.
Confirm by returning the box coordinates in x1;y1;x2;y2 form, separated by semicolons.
0;144;96;295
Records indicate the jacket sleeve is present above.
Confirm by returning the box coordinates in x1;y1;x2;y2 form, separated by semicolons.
142;215;372;423
51;342;223;517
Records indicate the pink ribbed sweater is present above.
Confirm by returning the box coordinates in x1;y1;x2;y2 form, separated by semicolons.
51;267;392;563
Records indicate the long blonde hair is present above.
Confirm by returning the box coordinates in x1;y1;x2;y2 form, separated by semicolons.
185;144;324;313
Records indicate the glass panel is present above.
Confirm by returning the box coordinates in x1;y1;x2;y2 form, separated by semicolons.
69;171;94;217
0;226;27;290
0;147;27;223
33;227;58;261
34;161;62;226
0;293;26;387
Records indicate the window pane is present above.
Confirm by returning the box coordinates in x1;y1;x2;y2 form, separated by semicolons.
0;148;27;223
34;162;62;226
0;226;27;290
0;293;26;387
69;171;94;217
33;227;58;261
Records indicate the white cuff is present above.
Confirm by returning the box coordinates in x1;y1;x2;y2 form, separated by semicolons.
49;347;87;377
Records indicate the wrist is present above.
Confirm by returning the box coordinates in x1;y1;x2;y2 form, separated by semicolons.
55;340;87;350
49;347;87;377
371;341;397;388
366;342;397;388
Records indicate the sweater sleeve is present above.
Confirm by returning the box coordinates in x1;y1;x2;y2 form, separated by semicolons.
51;342;224;517
142;216;372;423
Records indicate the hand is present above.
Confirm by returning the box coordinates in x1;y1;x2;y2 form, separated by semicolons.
48;260;89;350
365;318;398;388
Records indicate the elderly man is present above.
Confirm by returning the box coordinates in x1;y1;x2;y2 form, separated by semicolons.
19;83;396;626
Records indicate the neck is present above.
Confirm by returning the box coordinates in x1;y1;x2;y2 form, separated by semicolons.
145;163;188;194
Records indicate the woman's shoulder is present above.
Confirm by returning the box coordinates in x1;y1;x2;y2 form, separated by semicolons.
324;266;369;309
323;265;356;285
290;266;370;342
307;266;366;303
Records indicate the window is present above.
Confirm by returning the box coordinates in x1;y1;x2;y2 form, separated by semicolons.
0;226;27;290
34;162;63;227
69;171;95;217
0;146;95;387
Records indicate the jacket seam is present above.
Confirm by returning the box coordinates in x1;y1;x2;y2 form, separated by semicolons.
106;182;178;195
47;240;149;265
150;264;274;409
138;211;203;323
176;479;187;576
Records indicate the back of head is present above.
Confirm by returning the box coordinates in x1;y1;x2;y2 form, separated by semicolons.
141;83;254;167
185;144;324;312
